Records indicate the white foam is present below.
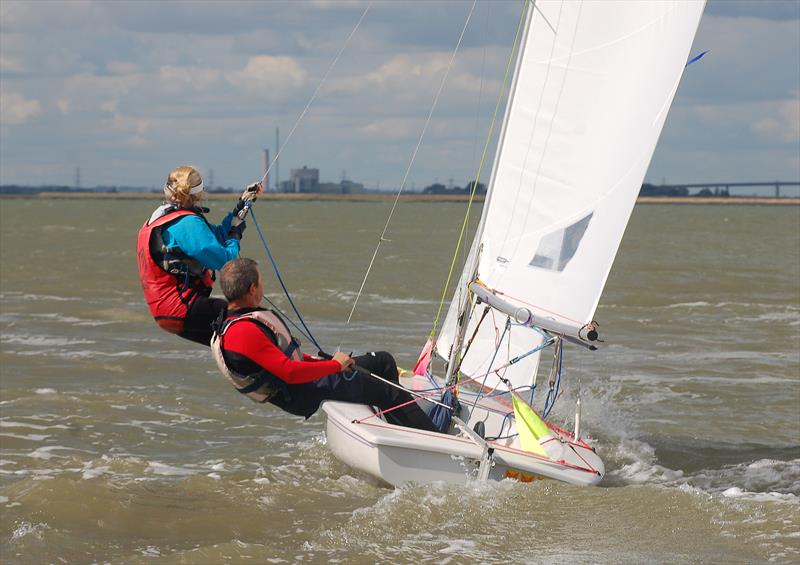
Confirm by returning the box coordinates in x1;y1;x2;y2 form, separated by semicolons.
665;301;712;308
438;539;478;554
1;334;96;347
25;312;118;327
0;421;68;431
146;461;197;476
81;465;111;480
615;459;685;484
34;388;57;395
49;350;140;360
10;521;49;541
27;446;79;460
721;487;798;503
18;293;80;302
610;438;800;505
0;433;50;441
139;546;161;557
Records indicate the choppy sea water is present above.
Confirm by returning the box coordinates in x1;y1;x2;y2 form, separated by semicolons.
0;199;798;563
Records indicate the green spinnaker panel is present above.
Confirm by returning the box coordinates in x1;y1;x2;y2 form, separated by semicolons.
512;394;549;457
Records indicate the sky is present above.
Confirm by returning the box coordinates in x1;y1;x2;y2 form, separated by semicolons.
1;0;798;191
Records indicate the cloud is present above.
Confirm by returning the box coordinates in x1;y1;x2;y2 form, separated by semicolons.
57;98;71;114
357;117;427;141
0;0;106;32
0;91;42;124
107;61;140;75
59;72;144;114
0;0;797;188
752;97;800;143
310;0;364;7
108;113;157;147
226;55;306;97
159;65;222;94
681;14;800;105
706;0;800;21
0;54;24;73
327;47;504;113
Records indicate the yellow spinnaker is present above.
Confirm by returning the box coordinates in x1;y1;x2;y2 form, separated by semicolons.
512;394;550;458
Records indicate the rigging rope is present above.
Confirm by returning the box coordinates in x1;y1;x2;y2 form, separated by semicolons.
258;1;372;188
467;316;510;412
468;0;490;178
248;4;373;353
344;0;478;328
542;338;563;418
250;210;323;352
260;294;314;344
428;0;529;340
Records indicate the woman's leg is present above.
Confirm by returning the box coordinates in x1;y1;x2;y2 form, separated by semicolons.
179;295;227;346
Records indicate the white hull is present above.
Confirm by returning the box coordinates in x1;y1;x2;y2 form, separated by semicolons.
322;375;604;488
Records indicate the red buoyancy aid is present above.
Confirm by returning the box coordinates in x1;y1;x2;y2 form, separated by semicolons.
211;310;304;403
136;207;214;333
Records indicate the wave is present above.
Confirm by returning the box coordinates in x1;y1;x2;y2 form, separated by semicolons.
0;292;81;302
325;289;439;306
608;435;800;503
1;334;96;347
0;421;69;431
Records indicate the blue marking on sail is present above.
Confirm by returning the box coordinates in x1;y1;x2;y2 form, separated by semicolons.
685;50;708;68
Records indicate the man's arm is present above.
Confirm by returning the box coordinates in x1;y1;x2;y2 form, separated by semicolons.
224;322;346;385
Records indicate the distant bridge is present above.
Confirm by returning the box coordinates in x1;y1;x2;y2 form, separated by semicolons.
658;181;800;197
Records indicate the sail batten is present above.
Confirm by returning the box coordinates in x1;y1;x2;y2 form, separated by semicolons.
437;0;706;393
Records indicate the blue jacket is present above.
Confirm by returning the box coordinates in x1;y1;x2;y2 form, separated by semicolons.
161;211;240;270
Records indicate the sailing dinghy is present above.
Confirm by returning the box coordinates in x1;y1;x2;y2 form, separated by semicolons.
323;0;705;487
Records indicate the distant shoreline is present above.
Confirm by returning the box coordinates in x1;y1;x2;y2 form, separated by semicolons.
2;192;799;205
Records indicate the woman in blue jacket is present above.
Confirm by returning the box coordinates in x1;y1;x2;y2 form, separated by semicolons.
137;165;262;346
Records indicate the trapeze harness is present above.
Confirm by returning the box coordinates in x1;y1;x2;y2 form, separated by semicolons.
136;205;215;334
211;309;303;403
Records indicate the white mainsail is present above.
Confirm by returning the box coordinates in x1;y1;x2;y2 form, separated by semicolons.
436;0;705;393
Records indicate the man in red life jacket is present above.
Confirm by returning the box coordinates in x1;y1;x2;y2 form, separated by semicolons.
210;258;440;432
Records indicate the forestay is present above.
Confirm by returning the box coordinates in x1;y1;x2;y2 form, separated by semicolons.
436;0;705;392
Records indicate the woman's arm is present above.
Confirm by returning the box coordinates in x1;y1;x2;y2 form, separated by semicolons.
163;215;239;270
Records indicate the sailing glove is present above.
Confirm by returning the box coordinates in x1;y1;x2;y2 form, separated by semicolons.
228;220;246;240
240;182;261;203
232;198;249;221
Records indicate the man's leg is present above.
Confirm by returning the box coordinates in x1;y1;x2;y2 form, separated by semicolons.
279;352;440;432
275;372;364;419
354;352;440;432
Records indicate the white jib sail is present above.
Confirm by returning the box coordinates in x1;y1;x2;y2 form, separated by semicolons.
436;0;705;393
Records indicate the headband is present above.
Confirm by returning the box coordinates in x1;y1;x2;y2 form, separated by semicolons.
165;181;204;195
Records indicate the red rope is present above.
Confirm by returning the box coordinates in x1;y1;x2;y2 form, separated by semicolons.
352;396;427;424
475;280;585;328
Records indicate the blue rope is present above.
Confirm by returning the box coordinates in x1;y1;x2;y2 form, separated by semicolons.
249;209;323;352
